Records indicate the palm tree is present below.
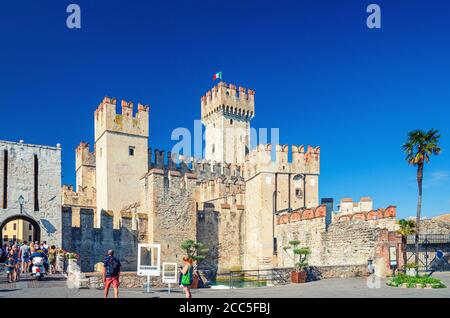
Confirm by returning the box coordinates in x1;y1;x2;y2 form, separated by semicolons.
397;219;415;269
402;129;442;269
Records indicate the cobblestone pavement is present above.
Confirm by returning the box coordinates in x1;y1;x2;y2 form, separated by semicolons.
1;271;449;298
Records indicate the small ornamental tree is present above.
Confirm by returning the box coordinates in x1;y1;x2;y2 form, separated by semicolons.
180;240;209;267
283;240;311;271
397;219;416;269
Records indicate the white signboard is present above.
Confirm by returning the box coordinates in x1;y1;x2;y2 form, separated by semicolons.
137;244;161;277
162;262;178;284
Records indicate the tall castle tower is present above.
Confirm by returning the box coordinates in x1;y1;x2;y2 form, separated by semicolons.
94;97;149;217
201;82;255;164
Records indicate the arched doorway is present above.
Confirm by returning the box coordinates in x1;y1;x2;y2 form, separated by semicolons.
0;215;40;244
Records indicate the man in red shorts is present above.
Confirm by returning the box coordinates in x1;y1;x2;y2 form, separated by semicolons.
102;249;121;298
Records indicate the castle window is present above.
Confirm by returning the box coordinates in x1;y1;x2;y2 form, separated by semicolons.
129;146;135;156
29;224;32;230
212;144;215;154
4;236;8;241
295;188;303;199
13;223;16;231
230;119;233;125
29;235;32;242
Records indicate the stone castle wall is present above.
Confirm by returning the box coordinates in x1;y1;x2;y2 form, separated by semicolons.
140;168;197;265
276;206;399;276
197;203;245;273
0;140;62;247
62;207;147;272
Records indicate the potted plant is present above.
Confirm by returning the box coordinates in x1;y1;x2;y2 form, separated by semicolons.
180;240;209;289
284;240;311;284
65;252;80;272
405;263;418;277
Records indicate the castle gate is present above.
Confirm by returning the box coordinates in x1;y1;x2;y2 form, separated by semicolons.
0;214;41;243
0;140;62;247
406;234;450;272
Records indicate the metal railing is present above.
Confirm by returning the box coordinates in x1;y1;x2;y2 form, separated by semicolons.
214;268;293;288
406;234;450;244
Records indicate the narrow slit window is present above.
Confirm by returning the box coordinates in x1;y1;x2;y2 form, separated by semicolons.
34;154;39;211
2;150;7;209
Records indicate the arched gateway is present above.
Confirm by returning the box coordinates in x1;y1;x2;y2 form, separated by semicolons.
0;140;62;247
0;214;41;243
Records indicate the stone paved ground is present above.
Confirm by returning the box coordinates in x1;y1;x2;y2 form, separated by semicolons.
1;271;449;298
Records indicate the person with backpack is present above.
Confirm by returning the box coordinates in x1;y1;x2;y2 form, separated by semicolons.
179;257;193;298
102;249;121;298
19;241;31;274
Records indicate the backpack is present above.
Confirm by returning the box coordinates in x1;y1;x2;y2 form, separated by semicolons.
107;257;121;277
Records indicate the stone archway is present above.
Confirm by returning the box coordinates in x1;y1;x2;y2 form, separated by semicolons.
0;215;41;244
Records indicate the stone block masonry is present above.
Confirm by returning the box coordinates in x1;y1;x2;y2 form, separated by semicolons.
140;168;198;264
62;207;146;272
276;205;400;277
0;140;62;247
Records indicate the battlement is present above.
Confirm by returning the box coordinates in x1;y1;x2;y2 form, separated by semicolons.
145;148;244;181
62;184;96;208
75;142;95;170
94;96;149;141
277;205;327;224
201;82;255;123
244;144;320;175
334;206;397;223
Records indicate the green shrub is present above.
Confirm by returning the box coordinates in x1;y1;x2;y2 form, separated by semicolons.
387;273;446;289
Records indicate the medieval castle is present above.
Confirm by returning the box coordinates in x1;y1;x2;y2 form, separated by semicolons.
59;81;402;276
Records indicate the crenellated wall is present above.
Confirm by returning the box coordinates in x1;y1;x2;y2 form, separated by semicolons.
201;82;255;164
201;82;255;124
94;97;149;217
275;205;399;277
94;97;149;141
62;207;147;272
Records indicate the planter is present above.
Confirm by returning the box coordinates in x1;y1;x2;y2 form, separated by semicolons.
67;258;78;273
406;268;417;277
191;273;199;289
291;271;307;284
56;255;65;272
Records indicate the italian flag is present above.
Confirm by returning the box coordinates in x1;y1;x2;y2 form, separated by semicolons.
213;71;222;81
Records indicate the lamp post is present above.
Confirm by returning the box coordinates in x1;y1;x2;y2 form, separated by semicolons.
18;195;24;214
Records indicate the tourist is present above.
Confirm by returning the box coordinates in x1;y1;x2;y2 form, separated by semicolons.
2;243;11;263
5;255;16;283
19;241;31;274
102;249;121;298
10;244;20;280
47;245;57;274
180;257;193;298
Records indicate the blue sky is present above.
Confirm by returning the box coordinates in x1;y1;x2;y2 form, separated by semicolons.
0;0;449;218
